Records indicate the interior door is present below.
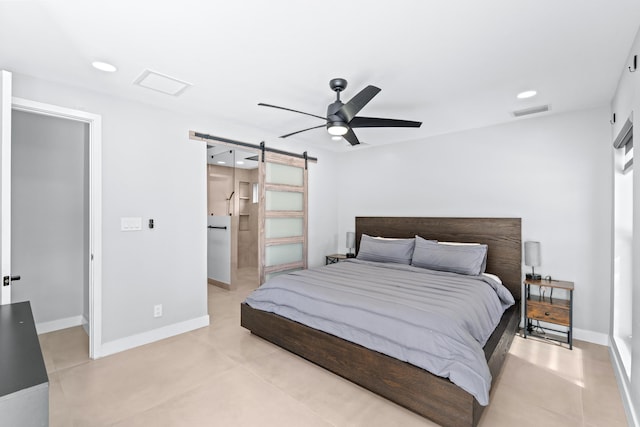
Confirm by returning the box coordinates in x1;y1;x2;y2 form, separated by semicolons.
0;70;12;305
258;151;308;284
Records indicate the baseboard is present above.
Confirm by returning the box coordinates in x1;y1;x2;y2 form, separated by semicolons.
98;315;210;358
610;340;639;427
573;327;609;346
208;278;231;290
518;320;609;346
81;314;89;335
36;315;85;335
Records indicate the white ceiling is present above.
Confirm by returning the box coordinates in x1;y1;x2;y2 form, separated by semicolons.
2;1;640;152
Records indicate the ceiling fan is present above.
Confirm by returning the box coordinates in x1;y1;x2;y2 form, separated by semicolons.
259;78;422;146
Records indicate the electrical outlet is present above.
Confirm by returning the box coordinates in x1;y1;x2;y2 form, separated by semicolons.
153;304;163;318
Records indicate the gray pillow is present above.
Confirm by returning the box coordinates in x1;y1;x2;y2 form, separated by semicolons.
411;236;488;275
356;234;415;264
439;241;488;274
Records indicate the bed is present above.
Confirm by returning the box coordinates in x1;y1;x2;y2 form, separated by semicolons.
241;217;521;427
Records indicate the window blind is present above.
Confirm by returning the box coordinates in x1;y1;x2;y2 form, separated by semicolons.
624;138;633;172
613;117;633;173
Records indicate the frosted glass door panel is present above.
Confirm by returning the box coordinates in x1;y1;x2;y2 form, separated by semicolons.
266;218;303;238
259;153;307;284
265;243;303;266
266;191;303;211
266;162;303;186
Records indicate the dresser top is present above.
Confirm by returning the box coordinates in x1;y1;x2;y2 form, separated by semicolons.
0;301;48;397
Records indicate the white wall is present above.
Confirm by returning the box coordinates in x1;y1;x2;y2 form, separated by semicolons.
610;23;640;427
306;151;341;266
10;71;339;353
336;107;612;339
11;110;88;326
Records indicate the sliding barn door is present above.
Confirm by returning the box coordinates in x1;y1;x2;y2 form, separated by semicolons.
259;152;308;284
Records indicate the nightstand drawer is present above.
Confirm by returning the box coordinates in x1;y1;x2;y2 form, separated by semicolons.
524;278;574;349
527;302;570;326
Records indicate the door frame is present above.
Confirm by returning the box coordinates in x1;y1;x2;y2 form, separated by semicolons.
1;71;12;306
12;97;103;359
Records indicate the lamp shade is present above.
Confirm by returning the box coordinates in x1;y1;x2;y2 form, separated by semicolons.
346;231;355;250
524;241;541;267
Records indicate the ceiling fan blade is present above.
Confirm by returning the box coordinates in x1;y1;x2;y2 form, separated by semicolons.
280;124;326;138
349;116;422;129
258;103;327;121
337;85;381;122
342;128;360;146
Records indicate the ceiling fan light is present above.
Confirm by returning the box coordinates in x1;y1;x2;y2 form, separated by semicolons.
327;122;348;136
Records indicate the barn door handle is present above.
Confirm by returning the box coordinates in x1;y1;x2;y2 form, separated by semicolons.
3;275;21;286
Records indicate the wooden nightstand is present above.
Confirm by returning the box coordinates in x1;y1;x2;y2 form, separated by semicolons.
325;254;347;265
524;278;574;349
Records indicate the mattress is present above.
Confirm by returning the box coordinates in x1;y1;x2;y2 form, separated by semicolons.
244;259;514;405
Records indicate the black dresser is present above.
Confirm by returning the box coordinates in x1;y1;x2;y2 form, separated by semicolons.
0;301;49;426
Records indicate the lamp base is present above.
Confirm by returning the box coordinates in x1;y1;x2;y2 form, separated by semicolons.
526;273;542;280
346;253;356;258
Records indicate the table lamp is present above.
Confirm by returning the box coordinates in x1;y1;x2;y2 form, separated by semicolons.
346;232;356;258
524;241;541;280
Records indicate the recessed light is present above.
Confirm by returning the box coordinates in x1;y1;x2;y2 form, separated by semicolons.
217;161;226;165
517;90;537;99
236;161;244;165
92;61;117;73
331;136;343;141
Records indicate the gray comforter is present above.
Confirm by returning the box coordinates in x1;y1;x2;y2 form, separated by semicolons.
244;259;515;405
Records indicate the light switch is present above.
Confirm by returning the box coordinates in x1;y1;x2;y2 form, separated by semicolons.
121;217;142;231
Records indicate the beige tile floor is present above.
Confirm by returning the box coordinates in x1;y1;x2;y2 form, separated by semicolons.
40;268;629;426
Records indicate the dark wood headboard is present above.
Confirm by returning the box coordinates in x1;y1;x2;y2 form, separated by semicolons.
355;217;522;300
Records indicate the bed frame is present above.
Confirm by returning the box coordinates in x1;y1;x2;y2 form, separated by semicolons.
241;217;521;427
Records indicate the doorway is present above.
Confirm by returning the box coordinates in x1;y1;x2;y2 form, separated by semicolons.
192;130;313;293
4;92;103;359
11;110;89;337
206;145;260;289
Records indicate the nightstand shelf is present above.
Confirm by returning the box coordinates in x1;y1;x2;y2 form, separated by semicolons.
524;278;574;349
325;254;347;265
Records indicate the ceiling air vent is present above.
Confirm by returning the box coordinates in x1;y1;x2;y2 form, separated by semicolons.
512;105;551;118
133;69;192;96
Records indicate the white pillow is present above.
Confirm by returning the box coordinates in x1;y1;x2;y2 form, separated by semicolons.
482;272;502;284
